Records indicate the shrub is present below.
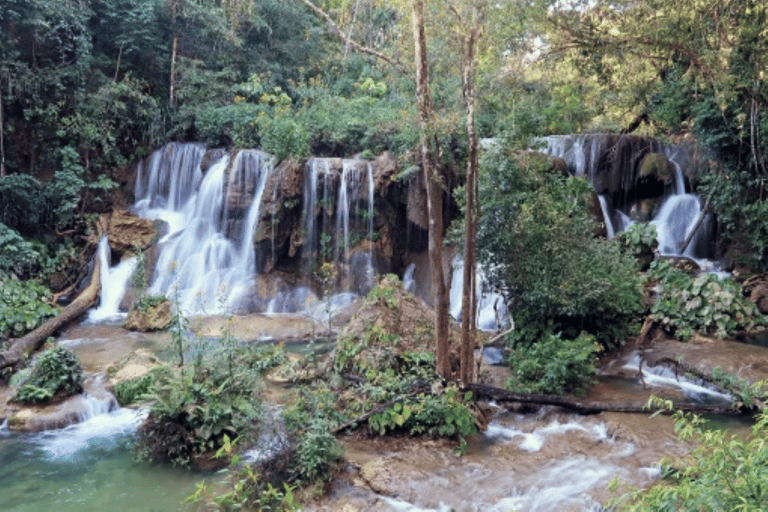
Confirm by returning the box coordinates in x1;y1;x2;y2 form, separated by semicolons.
615;222;658;270
0;223;39;278
136;363;263;466
291;417;344;483
113;373;154;406
0;278;58;338
648;260;765;339
506;332;598;396
260;113;311;160
13;346;84;404
367;386;478;441
611;400;768;510
477;148;644;348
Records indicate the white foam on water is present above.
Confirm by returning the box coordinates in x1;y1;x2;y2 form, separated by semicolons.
485;418;609;453
623;352;732;402
35;407;146;460
379;496;453;512
489;458;619;512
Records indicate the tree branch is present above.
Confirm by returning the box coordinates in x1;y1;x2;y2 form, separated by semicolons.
297;0;407;74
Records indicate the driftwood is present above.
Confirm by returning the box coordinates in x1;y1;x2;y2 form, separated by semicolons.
0;257;101;371
462;382;736;416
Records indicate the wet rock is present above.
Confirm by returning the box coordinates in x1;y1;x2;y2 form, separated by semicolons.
200;148;227;173
108;209;159;255
551;156;569;177
638;153;674;184
749;282;768;315
123;300;172;332
659;255;700;273
7;374;117;432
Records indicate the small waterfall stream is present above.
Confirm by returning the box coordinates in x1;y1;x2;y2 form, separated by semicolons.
539;134;714;261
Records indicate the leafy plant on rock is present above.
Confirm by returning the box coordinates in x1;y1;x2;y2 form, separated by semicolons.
13;346;84;404
0;279;58;339
648;260;765;340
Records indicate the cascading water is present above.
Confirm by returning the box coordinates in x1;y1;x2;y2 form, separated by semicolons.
449;258;511;331
539;134;714;260
86;237;137;323
134;146;273;315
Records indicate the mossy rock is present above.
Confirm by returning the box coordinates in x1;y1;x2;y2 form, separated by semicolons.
124;300;172;331
639;153;674;184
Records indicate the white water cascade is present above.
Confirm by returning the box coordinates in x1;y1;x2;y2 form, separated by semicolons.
449;258;512;331
87;237;138;323
133;144;274;315
539;134;713;260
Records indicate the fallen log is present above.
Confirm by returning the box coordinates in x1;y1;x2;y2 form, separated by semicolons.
462;382;736;416
0;257;101;371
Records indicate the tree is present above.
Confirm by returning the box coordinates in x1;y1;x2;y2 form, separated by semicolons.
455;0;485;383
411;0;451;379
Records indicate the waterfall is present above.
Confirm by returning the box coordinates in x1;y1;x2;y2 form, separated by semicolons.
449;257;511;331
135;145;274;315
87;237;138;323
597;195;615;239
538;134;713;260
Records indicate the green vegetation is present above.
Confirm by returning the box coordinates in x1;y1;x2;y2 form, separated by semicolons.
113;373;154;407
0;279;58;339
135;344;270;467
647;260;765;340
12;346;84;404
476;147;644;349
506;332;598;397
612;398;768;510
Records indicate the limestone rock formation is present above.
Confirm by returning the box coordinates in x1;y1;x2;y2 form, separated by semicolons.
108;209;158;255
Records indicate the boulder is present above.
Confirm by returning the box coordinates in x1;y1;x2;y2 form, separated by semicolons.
639;152;674;184
123;300;172;332
108;209;158;254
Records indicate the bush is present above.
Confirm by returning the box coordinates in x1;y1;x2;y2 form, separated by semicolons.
615;222;658;270
136;363;263;466
12;346;84;404
291;417;344;484
477;148;644;348
113;373;154;406
0;223;39;278
367;386;478;441
648;260;765;339
260;113;311;160
0;279;58;338
506;332;598;396
612;401;768;510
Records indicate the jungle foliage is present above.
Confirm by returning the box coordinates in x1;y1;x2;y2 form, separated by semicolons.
476;146;644;349
612;398;768;511
11;345;84;404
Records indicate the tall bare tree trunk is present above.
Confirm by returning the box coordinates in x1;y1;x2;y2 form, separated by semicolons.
168;0;179;106
412;0;450;379
459;1;484;384
169;31;179;106
0;91;5;178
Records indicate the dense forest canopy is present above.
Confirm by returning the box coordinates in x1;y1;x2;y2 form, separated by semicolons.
0;0;766;311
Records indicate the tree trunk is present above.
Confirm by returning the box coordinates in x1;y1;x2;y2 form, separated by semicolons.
463;382;736;415
412;0;450;379
0;258;101;371
0;82;5;178
169;31;179;106
459;2;484;384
